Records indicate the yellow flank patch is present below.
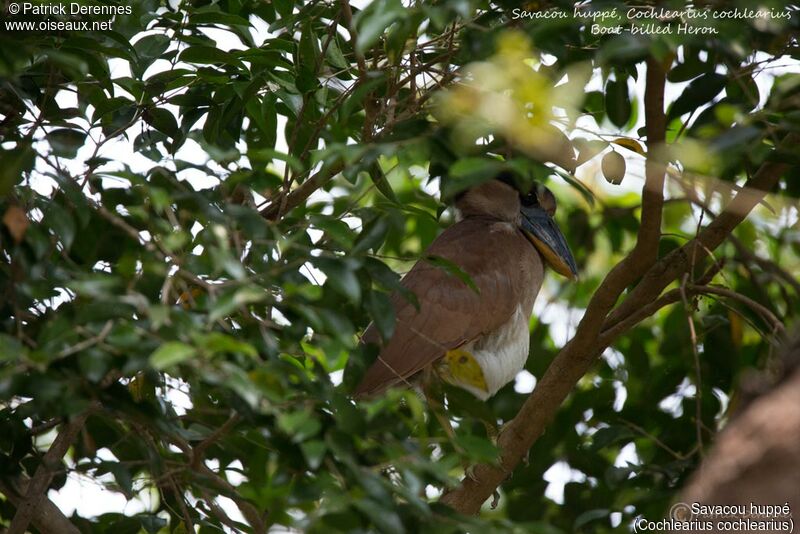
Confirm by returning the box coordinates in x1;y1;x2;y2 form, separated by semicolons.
441;348;488;393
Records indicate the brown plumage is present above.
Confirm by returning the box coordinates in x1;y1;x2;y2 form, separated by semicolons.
354;180;545;398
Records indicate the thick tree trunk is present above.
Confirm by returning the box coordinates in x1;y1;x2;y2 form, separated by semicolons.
676;337;800;533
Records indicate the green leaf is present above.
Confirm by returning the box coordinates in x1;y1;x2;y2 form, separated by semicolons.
0;334;27;361
443;158;506;199
453;433;499;464
574;509;610;529
245;94;278;148
48;129;87;159
583;90;605;122
385;17;414;64
668;72;727;121
139;515;167;534
133;34;170;76
325;36;349;70
355;0;404;53
150;342;196;370
296;22;320;94
709;126;761;153
340;75;386;121
92;96;134;123
313;257;361;304
247;148;303;172
300;440;327;470
554;169;596;207
278;410;321;442
726;74;760;111
352;214;389;255
79;350;110;383
605;78;631;128
596;34;648;65
101;102;137;136
667;51;709;83
364;257;402;292
180;46;241;67
441;384;496;423
589;425;636;452
195;332;258;358
208;286;268;322
43;202;76;249
368;163;398;203
189;11;251;28
145;108;178;138
310;215;356;248
574;138;608;167
0;144;35;196
365;290;395;342
134;34;170;61
424;256;479;294
353;499;404;534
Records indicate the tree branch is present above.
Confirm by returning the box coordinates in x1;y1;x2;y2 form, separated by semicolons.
729;234;800;296
440;65;797;514
191;413;241;468
0;476;80;534
637;55;668;263
8;405;97;534
440;54;670;514
689;283;785;335
258;5;461;224
168;429;267;534
604;132;800;330
678;338;800;509
259;161;345;221
598;288;683;345
338;0;367;79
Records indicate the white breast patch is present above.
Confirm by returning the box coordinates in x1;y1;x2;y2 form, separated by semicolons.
457;304;531;400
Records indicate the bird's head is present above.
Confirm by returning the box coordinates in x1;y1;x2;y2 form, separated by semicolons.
455;173;578;280
518;181;578;280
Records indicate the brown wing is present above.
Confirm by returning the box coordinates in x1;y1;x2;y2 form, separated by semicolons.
353;217;542;397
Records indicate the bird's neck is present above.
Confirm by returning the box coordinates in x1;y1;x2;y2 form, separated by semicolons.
457;211;519;226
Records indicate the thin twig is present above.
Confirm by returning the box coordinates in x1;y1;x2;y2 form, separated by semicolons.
201;488;243;531
56;320;113;359
680;273;705;457
618;418;687;460
168;432;266;533
689;284;785;335
191;413;241;468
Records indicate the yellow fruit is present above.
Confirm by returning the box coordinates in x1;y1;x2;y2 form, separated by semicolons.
611;137;646;156
602;151;626;185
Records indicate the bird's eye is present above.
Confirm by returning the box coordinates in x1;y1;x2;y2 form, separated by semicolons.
520;192;538;207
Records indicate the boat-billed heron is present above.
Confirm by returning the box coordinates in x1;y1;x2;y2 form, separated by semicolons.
354;174;577;400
